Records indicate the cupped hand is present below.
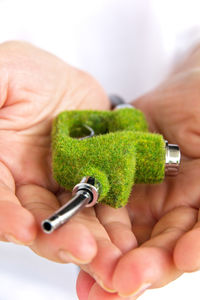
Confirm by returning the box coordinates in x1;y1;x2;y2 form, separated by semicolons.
76;45;200;299
0;41;135;290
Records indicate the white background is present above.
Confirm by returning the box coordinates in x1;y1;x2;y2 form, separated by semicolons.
0;0;200;299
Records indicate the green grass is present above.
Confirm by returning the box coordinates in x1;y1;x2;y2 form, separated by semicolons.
52;108;166;208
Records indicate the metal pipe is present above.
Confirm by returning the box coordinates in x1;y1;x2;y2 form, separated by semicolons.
42;176;100;234
42;190;91;233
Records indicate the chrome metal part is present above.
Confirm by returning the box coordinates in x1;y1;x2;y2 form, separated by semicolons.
73;176;100;207
165;141;181;176
78;124;95;140
42;176;100;233
42;190;91;234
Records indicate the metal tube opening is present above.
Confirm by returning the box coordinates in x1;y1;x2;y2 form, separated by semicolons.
42;221;53;234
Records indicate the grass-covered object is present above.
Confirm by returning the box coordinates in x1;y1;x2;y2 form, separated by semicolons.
52;108;166;208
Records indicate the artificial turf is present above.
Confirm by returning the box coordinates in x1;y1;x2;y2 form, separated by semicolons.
51;108;165;208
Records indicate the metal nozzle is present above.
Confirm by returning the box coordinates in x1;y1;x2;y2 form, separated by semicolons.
42;190;91;233
165;141;181;176
72;176;100;207
42;177;100;234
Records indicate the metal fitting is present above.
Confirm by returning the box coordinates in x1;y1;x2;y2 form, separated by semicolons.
42;190;91;233
165;141;181;176
73;176;100;207
42;176;100;234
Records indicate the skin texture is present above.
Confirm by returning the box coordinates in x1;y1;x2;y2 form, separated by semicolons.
76;44;200;299
2;40;200;300
0;41;138;299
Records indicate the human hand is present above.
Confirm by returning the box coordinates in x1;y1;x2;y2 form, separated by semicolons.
76;45;200;299
0;41;133;279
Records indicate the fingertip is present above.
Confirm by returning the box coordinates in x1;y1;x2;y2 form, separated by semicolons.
76;270;95;300
112;249;141;295
88;283;133;300
174;228;200;272
40;222;98;263
0;201;37;245
60;222;97;262
88;239;122;292
112;247;167;296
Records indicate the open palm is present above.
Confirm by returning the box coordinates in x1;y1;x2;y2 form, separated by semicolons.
77;46;200;299
0;42;133;281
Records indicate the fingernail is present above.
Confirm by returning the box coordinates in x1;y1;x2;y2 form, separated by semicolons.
59;250;92;264
119;282;152;298
4;233;33;246
93;275;116;293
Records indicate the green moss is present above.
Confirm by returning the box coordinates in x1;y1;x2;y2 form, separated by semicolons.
51;108;166;208
133;132;166;183
109;108;149;133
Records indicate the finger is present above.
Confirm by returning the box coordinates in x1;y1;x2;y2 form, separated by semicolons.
88;283;136;300
134;73;200;158
17;184;122;292
174;208;200;272
95;204;138;254
16;184;97;264
0;161;36;244
129;159;200;245
112;206;197;297
128;184;159;245
84;239;121;293
59;192;123;292
88;283;134;300
76;270;95;300
77;270;134;300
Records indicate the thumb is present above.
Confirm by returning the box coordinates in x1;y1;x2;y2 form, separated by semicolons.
133;70;200;158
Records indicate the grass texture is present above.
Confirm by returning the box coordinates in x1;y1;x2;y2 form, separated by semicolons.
52;108;166;208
